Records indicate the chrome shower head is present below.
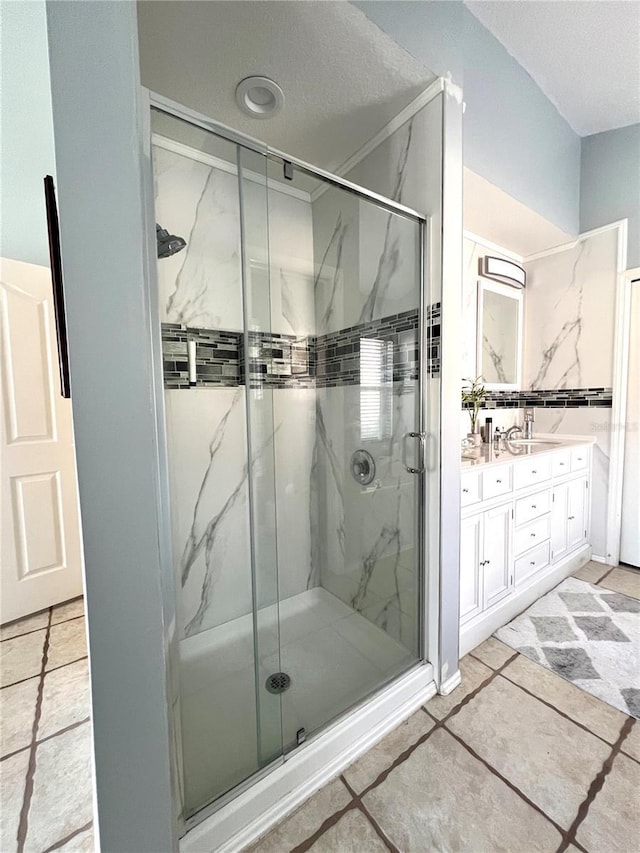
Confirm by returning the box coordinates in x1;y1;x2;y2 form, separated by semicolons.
156;223;186;259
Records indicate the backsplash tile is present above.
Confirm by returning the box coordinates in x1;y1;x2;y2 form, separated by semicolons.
462;387;613;411
161;304;441;390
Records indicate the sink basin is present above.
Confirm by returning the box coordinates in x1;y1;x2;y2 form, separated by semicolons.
508;439;561;447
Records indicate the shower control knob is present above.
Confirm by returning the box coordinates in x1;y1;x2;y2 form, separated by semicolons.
350;450;376;486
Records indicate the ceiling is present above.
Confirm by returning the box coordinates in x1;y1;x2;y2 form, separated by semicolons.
137;1;435;172
466;1;640;136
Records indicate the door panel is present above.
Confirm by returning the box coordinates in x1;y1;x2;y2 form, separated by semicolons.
1;258;83;623
460;514;482;623
567;477;587;552
483;503;511;608
551;482;569;562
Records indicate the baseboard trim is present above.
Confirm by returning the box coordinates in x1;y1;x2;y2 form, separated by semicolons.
589;554;608;564
460;545;591;657
438;669;462;696
181;664;436;853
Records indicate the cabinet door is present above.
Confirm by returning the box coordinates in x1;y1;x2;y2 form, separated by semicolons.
551;481;569;563
460;514;482;624
567;477;588;552
483;503;512;609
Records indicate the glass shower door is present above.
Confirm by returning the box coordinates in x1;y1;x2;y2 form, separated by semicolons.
262;156;425;752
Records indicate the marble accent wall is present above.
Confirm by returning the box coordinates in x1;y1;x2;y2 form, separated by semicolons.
154;140;316;637
307;111;432;650
523;228;619;558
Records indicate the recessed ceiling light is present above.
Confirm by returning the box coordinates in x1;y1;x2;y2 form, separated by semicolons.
235;76;284;119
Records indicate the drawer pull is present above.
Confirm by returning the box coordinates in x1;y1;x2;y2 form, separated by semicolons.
462;488;469;493
530;561;536;566
531;505;537;509
577;457;583;462
532;470;537;475
559;462;565;466
496;479;502;484
530;533;536;538
568;515;575;520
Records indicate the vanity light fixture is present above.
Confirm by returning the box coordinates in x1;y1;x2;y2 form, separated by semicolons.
480;255;526;289
235;76;285;119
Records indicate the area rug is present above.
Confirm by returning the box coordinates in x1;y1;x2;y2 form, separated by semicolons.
495;576;640;718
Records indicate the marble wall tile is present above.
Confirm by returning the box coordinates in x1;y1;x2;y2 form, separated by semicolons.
153;143;243;330
165;388;253;636
523;229;618;391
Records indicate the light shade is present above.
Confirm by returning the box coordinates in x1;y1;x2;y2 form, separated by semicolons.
480;255;526;288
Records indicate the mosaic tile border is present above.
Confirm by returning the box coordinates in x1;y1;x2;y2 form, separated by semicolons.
161;304;441;390
462;387;613;410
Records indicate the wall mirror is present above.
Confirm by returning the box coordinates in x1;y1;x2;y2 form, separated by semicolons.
476;278;523;390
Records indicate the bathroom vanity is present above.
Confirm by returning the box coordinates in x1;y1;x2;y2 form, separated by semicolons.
459;436;594;655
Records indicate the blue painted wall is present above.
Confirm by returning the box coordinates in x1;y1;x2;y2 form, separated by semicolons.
354;1;581;236
581;124;640;269
0;1;56;266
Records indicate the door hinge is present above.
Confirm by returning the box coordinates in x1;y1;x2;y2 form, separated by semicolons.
296;727;306;746
552;492;555;502
511;508;514;520
510;574;513;585
586;481;589;490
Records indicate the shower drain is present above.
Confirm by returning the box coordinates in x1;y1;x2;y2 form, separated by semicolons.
266;672;291;694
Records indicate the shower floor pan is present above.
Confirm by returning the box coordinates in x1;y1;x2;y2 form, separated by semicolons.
178;587;416;817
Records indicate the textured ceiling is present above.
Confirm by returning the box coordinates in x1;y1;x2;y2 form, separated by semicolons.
466;1;640;136
137;1;435;171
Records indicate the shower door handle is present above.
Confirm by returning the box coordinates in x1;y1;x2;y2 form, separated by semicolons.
403;431;425;474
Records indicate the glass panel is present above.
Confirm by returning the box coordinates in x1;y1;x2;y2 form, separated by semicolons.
265;159;423;749
150;109;283;818
236;146;284;767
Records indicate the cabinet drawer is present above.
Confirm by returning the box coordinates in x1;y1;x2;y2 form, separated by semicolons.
515;489;551;526
552;451;571;477
514;540;550;586
514;515;550;556
571;447;588;472
514;456;551;490
461;472;481;507
482;466;512;500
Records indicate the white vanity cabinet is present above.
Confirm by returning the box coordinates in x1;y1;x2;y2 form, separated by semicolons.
459;439;593;655
551;476;589;562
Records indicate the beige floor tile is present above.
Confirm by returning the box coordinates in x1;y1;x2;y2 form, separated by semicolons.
1;611;49;642
51;599;85;625
343;711;434;793
248;778;352;852
39;659;91;741
308;808;387;852
576;753;640;853
424;655;492;720
0;630;46;687
363;728;562;852
0;748;29;852
23;722;94;853
502;654;627;744
46;618;87;672
599;566;640;600
471;637;516;670
56;827;95;852
572;561;611;584
621;720;640;763
447;676;610;828
1;676;38;757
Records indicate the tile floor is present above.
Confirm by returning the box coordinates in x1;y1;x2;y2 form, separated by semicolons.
1;563;638;853
0;598;94;853
250;562;640;853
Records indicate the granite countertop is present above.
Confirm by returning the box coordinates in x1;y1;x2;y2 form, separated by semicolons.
461;435;594;469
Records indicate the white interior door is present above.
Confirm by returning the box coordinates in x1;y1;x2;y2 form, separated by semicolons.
621;277;640;568
1;257;83;623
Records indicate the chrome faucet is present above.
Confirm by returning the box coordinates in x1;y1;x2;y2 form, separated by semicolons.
505;425;523;441
506;409;535;441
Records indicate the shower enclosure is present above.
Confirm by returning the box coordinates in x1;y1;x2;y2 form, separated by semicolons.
149;95;437;825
